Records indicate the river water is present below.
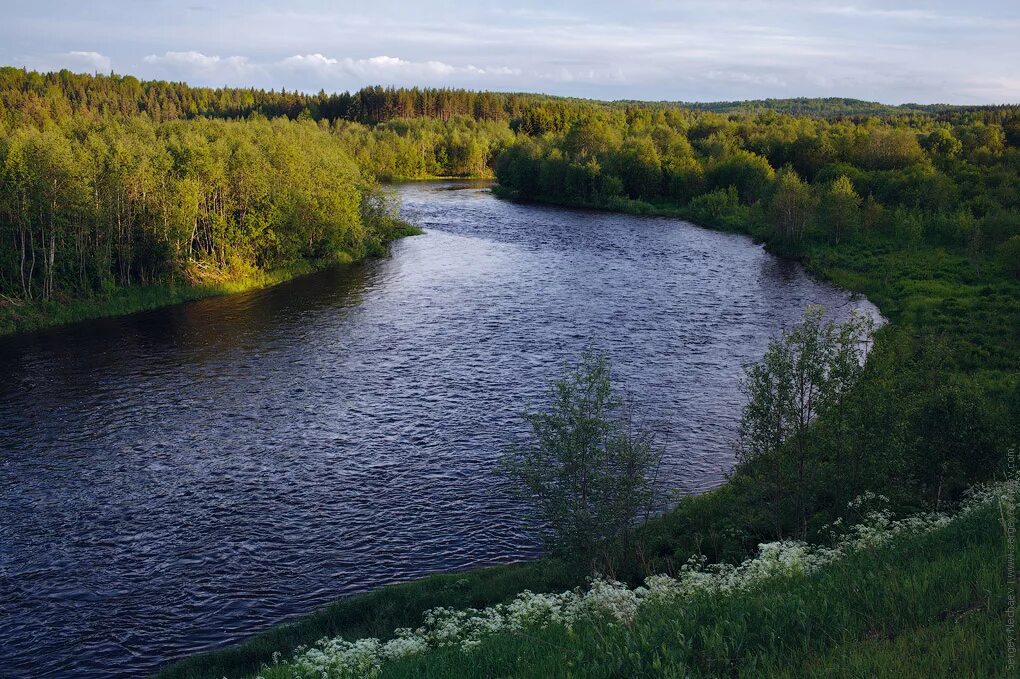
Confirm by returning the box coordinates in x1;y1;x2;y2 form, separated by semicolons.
0;181;877;677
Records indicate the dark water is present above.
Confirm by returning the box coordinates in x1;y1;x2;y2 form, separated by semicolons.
0;181;878;678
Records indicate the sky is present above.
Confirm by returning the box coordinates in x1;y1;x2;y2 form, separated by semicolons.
3;0;1020;104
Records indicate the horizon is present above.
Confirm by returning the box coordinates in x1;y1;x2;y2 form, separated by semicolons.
3;65;1008;110
4;1;1020;106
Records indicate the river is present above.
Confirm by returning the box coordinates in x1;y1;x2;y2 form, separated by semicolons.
0;181;878;677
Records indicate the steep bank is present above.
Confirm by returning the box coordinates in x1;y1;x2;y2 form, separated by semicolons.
255;482;1020;678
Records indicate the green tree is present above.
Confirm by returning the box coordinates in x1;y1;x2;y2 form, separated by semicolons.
998;235;1020;278
818;175;861;245
564;118;619;161
617;136;662;199
922;127;962;159
768;168;815;245
738;306;873;538
705;150;776;204
687;186;748;230
498;352;662;567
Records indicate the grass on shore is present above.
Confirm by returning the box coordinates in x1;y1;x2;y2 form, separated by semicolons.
270;492;1016;678
156;481;745;678
0;264;314;336
156;560;578;679
0;225;424;338
492;186;1020;384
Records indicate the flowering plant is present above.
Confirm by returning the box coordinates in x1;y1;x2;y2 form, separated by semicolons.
267;479;1015;679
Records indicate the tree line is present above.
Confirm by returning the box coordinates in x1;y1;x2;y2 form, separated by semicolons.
0;68;607;128
494;105;1020;276
0;115;413;302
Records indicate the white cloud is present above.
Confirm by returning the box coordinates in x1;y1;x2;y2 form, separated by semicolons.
66;50;111;72
281;53;338;68
142;51;259;81
10;50;113;74
277;54;521;84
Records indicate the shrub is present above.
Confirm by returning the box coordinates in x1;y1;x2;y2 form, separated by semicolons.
997;234;1020;278
497;352;662;566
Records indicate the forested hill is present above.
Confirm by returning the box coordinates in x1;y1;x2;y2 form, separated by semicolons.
0;67;605;128
3;68;1016;133
677;97;966;118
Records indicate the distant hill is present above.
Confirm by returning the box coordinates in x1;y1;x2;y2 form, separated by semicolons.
670;97;964;118
1;67;1006;128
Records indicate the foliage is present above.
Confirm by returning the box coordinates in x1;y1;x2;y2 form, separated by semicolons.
0;116;382;306
738;306;873;538
817;175;861;244
497;352;662;565
686;186;749;230
999;234;1020;277
769;168;815;243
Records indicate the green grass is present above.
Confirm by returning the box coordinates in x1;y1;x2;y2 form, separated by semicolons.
330;498;1014;678
156;560;579;679
0;227;424;337
0;264;312;336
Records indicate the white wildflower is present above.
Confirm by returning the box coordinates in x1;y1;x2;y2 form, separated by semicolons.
276;478;1017;678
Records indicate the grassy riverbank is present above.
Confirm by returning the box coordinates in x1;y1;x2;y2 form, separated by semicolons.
494;187;1020;382
262;484;1017;678
0;224;423;337
157;560;578;679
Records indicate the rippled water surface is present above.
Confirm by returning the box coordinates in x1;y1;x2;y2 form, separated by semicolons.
0;182;878;677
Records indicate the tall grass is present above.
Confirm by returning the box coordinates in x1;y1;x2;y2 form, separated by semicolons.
155;561;577;679
250;483;1016;678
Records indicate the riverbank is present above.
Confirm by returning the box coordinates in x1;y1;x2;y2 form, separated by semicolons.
493;187;1019;380
244;482;1020;678
161;481;1018;678
0;225;424;337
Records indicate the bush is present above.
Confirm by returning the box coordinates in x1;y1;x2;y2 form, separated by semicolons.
997;234;1020;278
497;352;662;566
687;186;750;230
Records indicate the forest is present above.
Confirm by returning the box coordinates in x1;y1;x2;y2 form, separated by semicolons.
5;68;1019;332
0;70;534;329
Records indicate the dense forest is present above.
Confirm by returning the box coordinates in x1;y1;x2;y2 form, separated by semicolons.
0;69;537;324
0;67;609;127
678;96;971;117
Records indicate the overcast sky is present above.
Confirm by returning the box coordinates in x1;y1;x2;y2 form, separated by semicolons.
4;0;1019;104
